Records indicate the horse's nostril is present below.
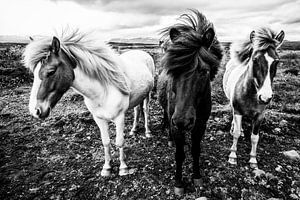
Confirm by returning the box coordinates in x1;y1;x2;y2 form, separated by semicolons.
36;107;41;117
171;118;176;127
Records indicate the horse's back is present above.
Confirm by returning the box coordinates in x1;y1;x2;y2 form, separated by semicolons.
120;50;155;75
223;58;247;100
120;50;155;108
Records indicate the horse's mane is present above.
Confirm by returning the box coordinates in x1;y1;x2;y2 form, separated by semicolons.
160;9;223;80
23;29;130;95
230;27;279;63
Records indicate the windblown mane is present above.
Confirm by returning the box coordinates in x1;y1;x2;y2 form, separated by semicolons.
23;30;130;95
160;9;223;80
230;27;279;63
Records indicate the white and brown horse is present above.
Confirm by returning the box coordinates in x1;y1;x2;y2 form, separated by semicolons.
223;27;285;168
23;30;155;176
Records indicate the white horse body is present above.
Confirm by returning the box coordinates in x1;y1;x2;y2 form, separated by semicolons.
72;50;154;121
70;49;154;176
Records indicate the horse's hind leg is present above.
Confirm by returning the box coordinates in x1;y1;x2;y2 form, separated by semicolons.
129;106;141;136
249;114;264;169
228;114;242;165
163;110;173;147
143;95;152;138
93;117;112;176
115;113;129;176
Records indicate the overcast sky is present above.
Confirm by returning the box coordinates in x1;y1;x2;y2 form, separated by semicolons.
0;0;299;41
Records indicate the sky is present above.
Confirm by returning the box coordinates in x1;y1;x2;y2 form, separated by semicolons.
0;0;299;41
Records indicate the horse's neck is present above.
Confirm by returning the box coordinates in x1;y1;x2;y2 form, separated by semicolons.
71;67;106;101
243;61;257;91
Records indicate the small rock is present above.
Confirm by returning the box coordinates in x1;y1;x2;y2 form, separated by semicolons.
283;150;300;160
289;194;299;200
279;120;287;127
165;189;171;195
128;168;137;175
216;130;224;136
286;165;292;170
29;187;39;193
253;169;265;178
275;165;283;172
0;100;8;111
266;172;276;180
196;197;208;200
294;139;300;145
274;128;281;132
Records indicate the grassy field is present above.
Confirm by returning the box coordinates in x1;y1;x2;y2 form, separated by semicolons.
0;43;299;200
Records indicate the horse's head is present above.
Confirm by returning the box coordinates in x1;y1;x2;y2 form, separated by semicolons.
167;26;217;131
28;37;76;119
250;29;285;104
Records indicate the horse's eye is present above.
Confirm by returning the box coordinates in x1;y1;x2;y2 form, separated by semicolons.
47;69;56;77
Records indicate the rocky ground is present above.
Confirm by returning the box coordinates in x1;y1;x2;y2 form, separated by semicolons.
0;45;299;200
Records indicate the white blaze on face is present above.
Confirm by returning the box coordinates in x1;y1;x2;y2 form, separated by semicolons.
257;53;273;102
29;63;42;118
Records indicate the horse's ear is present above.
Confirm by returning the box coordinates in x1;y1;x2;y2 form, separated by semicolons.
250;30;255;43
275;30;285;48
203;27;215;48
51;36;60;55
169;28;180;42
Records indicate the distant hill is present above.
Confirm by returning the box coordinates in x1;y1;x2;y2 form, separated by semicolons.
0;35;30;44
1;35;300;50
109;37;159;45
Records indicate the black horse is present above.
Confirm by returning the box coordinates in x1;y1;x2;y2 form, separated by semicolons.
157;10;223;195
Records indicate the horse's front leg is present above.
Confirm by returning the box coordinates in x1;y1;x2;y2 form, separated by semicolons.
228;114;242;165
191;120;206;188
249;113;264;169
115;113;129;176
174;130;185;196
93;116;112;176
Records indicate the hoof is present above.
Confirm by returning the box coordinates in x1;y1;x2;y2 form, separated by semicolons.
228;157;237;165
101;168;111;177
145;132;152;138
193;178;203;188
168;141;173;147
119;168;129;176
250;162;258;169
241;130;244;137
174;186;184;196
129;130;136;136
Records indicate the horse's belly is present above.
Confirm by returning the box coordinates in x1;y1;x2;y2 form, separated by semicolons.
128;74;153;108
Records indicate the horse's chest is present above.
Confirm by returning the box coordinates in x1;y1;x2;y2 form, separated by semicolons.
84;94;129;120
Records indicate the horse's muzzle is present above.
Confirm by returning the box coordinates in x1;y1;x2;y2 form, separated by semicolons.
171;117;195;131
35;106;50;119
258;95;272;104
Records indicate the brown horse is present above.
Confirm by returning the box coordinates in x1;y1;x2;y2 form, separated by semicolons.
157;10;223;195
223;27;285;169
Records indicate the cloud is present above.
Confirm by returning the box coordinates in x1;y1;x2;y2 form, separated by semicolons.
1;0;300;40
